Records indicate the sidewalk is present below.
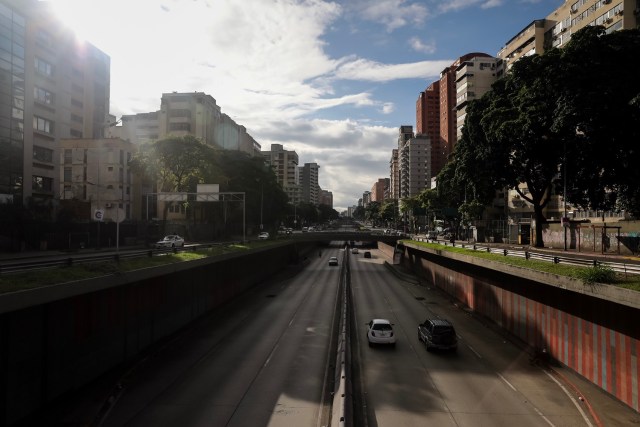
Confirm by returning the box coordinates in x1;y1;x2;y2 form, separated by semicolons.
411;235;640;265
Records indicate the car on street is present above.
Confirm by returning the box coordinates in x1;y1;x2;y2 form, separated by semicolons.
328;256;339;266
366;318;396;347
363;251;371;258
155;235;185;248
418;318;458;351
351;247;359;254
258;232;269;240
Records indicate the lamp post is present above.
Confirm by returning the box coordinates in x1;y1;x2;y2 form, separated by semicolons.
260;181;264;230
563;142;568;251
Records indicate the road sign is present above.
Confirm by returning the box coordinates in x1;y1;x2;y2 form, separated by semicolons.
94;209;104;221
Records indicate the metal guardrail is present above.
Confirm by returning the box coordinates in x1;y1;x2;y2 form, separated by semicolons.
411;238;640;276
0;243;233;275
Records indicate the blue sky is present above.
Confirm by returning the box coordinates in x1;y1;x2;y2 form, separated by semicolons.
45;0;561;212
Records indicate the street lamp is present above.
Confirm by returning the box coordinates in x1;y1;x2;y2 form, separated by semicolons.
260;181;264;230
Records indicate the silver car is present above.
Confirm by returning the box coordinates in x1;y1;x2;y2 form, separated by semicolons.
155;235;185;248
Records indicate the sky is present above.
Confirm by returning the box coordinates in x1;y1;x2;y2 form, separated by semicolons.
44;0;561;212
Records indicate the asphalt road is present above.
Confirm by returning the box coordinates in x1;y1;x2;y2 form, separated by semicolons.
350;247;609;427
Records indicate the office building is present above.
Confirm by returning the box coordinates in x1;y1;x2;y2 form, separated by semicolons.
117;92;261;157
299;162;320;206
262;144;300;205
0;0;110;215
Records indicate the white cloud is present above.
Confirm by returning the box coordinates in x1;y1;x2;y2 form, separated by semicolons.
355;0;430;32
333;58;452;82
409;37;437;54
45;0;453;211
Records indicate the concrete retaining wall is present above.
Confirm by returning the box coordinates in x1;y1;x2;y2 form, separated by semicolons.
0;242;314;426
389;241;640;413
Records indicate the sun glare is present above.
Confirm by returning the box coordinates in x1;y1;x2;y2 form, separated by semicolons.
45;0;95;42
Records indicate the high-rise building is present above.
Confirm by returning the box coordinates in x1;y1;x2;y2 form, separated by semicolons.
398;129;430;198
60;138;138;221
416;82;442;176
319;189;333;208
262;144;299;205
455;56;502;142
389;149;399;200
497;0;634;70
299;162;320;206
0;0;111;213
117;92;261;157
438;53;493;166
370;178;389;203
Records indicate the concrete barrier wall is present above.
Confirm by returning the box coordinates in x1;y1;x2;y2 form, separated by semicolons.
0;243;314;426
388;241;640;413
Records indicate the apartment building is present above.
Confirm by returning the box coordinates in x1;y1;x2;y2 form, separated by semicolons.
389;149;399;200
416;82;443;176
299;162;320;206
455;56;503;142
116;92;261;157
415;53;495;179
497;0;635;68
0;0;110;215
370;178;389;203
60;138;138;221
319;189;333;208
262;144;300;205
399;133;431;199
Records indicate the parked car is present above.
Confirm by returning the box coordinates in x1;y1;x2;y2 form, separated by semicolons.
155;235;185;248
328;256;339;266
366;318;396;347
258;232;269;240
363;251;371;258
418;318;458;351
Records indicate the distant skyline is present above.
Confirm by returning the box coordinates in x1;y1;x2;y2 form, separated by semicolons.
44;0;561;212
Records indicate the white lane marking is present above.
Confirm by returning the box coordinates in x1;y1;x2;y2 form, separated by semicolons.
533;406;557;426
497;373;517;391
543;369;593;427
466;344;482;359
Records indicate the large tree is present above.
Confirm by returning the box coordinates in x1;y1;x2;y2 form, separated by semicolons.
553;26;640;217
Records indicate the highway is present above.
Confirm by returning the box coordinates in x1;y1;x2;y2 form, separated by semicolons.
68;243;603;426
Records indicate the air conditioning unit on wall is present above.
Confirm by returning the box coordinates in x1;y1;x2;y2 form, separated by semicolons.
105;203;112;208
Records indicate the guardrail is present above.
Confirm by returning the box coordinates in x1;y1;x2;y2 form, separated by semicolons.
0;243;233;275
410;238;640;276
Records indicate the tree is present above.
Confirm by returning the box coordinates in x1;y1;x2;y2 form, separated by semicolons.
130;135;214;229
379;200;397;228
364;201;381;225
553;27;640;217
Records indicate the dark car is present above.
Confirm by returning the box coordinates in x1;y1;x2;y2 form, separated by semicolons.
417;318;458;351
363;251;371;258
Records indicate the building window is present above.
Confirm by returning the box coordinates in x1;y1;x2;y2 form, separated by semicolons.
34;86;54;105
34;57;53;77
168;203;185;213
169;109;192;118
63;167;71;182
71;114;83;124
64;149;72;164
33;116;53;133
32;175;53;192
33;145;53;163
70;129;82;137
169;122;191;132
71;98;83;108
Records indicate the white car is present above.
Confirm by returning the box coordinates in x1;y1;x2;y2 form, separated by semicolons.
351;247;359;254
328;256;339;266
366;318;396;347
258;232;270;240
155;235;185;248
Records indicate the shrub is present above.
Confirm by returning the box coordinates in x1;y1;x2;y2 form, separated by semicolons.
577;264;616;284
